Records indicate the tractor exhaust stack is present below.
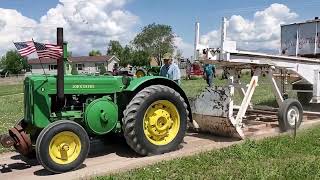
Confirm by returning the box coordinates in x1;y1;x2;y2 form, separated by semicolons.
57;27;64;111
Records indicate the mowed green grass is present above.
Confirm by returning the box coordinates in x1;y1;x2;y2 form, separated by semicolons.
0;84;23;97
97;125;320;180
0;94;23;153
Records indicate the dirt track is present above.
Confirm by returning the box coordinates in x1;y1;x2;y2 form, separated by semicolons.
0;118;320;180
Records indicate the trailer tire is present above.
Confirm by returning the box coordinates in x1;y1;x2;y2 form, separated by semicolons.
36;120;90;173
123;85;188;156
278;99;303;132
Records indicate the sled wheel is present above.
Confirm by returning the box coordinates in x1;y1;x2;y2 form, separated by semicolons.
278;99;303;132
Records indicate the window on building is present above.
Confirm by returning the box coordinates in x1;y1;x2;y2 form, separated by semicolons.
76;64;84;70
49;64;57;71
95;63;104;71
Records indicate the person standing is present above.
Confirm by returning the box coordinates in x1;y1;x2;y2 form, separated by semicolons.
160;53;181;85
203;63;215;87
185;59;192;80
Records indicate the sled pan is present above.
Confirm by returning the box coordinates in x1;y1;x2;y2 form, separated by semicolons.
190;87;244;139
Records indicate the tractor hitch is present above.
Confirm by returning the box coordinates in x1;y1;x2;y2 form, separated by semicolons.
0;124;32;155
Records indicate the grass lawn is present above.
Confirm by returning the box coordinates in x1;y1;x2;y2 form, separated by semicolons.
97;125;320;180
0;94;23;153
0;84;23;97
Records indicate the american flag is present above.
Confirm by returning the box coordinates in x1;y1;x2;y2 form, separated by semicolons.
13;41;36;57
34;41;63;59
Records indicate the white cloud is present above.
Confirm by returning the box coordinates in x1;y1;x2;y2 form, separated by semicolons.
200;3;298;52
0;0;139;56
174;36;194;58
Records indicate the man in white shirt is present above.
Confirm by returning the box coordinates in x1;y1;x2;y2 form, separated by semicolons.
159;53;181;85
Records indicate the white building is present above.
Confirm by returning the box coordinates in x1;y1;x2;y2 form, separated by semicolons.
29;55;120;74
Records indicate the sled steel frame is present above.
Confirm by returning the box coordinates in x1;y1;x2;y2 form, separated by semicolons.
194;17;320;130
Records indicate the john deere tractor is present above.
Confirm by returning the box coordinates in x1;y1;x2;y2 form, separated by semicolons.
0;29;192;173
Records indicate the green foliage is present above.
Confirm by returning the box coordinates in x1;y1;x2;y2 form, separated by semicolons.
99;64;107;75
71;64;78;75
107;40;123;58
89;50;102;56
1;50;29;74
120;45;132;67
132;23;175;65
132;50;150;67
107;23;176;67
107;40;150;67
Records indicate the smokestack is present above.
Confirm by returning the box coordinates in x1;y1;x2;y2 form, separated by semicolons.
220;17;227;50
57;27;64;111
194;22;200;61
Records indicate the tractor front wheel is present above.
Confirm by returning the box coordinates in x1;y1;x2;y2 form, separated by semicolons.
123;85;188;156
36;120;90;173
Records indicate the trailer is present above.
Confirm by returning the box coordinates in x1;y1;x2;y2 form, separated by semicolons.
191;17;320;138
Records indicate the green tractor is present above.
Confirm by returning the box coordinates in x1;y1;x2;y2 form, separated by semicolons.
135;66;161;77
0;29;191;173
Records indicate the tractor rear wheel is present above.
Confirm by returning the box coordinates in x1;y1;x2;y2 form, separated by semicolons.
135;69;146;78
36;120;90;173
123;85;188;156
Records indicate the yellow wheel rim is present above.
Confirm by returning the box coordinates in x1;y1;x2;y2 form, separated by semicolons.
49;131;81;165
136;70;145;78
143;100;180;145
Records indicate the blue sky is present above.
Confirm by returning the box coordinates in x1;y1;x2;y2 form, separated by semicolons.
0;0;319;56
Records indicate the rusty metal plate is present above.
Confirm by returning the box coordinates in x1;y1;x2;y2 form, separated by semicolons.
9;127;30;155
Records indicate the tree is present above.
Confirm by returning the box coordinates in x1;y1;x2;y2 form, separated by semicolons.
1;50;28;74
71;64;78;75
132;23;175;65
107;40;123;58
99;64;107;75
132;50;150;67
89;50;102;56
120;45;132;67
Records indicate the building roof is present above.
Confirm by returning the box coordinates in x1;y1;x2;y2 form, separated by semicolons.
28;55;119;64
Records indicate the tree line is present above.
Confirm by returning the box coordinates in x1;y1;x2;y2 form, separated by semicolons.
0;23;177;74
91;23;177;67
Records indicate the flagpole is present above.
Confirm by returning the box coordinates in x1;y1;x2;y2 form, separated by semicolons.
32;39;48;79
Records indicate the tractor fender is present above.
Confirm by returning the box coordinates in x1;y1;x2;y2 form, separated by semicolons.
125;77;193;122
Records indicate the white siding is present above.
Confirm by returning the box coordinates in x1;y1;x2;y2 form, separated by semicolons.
30;56;120;75
107;57;119;71
31;64;56;74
